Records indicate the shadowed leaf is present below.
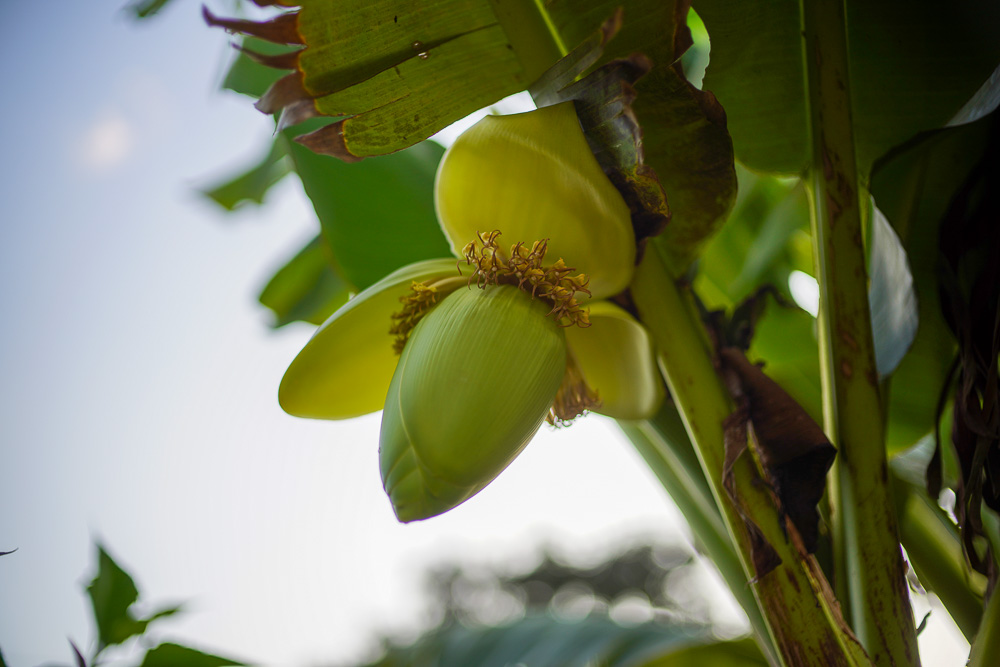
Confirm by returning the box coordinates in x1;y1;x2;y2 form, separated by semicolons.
695;0;1000;175
871;115;994;455
258;234;349;327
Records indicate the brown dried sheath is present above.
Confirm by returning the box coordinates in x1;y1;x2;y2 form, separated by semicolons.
719;347;836;554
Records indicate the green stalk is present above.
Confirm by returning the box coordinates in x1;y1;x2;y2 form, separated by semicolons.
969;586;1000;667
799;2;919;663
897;487;984;641
620;409;778;665
970;509;1000;664
632;246;871;667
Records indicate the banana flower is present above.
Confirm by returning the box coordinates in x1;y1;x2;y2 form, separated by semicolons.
279;102;662;522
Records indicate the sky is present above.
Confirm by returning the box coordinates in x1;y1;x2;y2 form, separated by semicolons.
0;2;970;666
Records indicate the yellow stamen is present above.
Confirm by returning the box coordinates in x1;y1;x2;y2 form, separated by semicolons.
390;230;593;356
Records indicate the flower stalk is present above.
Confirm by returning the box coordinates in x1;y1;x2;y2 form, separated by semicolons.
631;245;871;667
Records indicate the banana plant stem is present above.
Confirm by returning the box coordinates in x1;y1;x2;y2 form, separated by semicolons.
621;411;778;665
632;245;871;666
799;1;920;664
969;585;1000;667
896;486;984;641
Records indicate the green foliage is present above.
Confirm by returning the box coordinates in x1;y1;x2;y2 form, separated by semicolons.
696;0;1000;175
125;0;175;19
258;234;349;328
201;139;291;211
40;542;250;667
139;643;246;667
284;126;451;291
87;544;157;649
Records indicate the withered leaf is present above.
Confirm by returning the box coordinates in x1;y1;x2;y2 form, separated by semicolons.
720;347;836;554
723;403;782;579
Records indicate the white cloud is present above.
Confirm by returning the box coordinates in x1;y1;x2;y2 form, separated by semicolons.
79;112;133;170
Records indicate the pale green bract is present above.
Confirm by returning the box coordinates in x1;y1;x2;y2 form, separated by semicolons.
380;285;567;522
280;102;663;522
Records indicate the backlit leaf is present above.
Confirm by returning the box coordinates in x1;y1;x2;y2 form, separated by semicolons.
207;1;544;160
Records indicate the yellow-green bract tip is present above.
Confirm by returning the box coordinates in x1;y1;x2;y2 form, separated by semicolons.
435;102;635;300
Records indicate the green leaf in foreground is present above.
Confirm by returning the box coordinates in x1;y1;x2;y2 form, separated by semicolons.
86;544;147;649
696;0;1000;174
139;643;246;667
258;234;349;328
285;129;451;291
